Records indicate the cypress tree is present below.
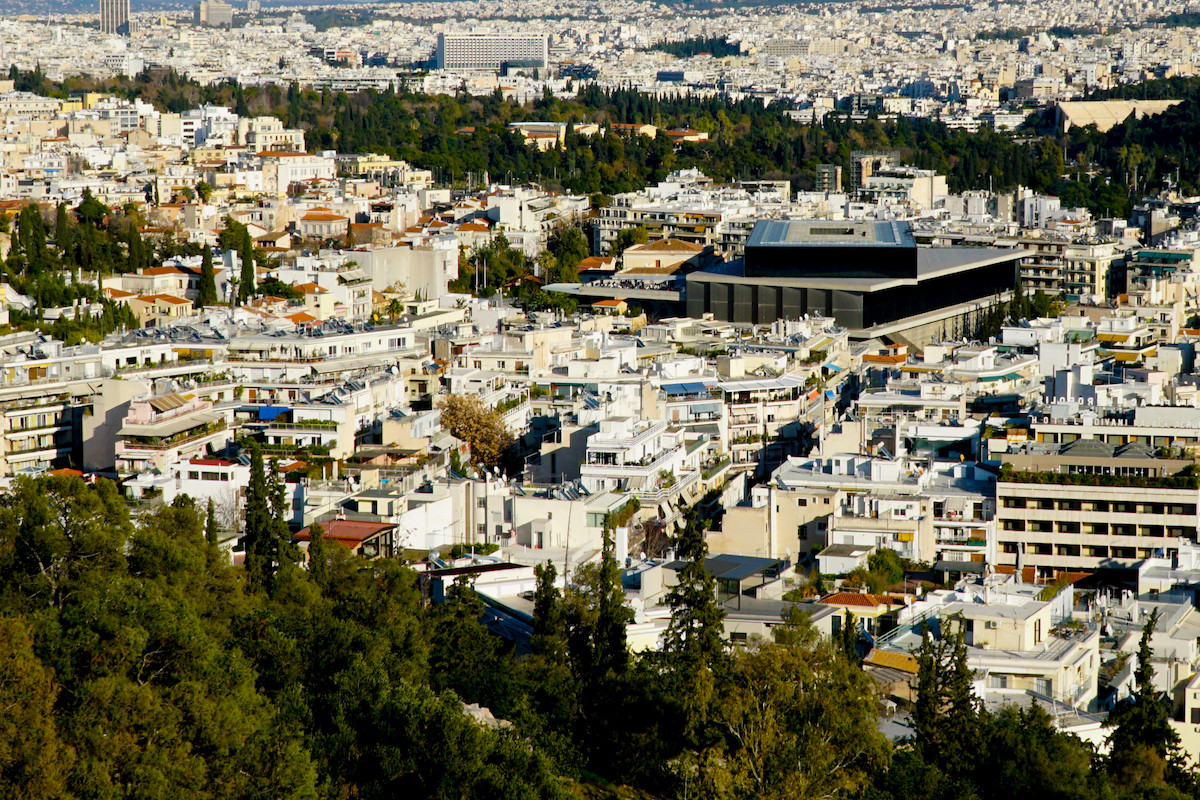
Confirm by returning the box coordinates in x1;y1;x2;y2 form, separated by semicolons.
531;560;565;660
242;443;272;593
306;522;329;591
841;609;860;665
55;203;73;266
1107;608;1188;787
196;247;218;308
205;497;218;545
238;232;255;303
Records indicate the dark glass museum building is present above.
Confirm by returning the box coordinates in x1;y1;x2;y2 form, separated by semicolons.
686;220;1022;332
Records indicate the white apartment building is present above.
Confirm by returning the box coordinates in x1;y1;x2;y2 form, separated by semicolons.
435;32;549;71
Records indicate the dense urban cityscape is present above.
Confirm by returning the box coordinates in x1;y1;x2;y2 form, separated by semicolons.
1;0;1200;796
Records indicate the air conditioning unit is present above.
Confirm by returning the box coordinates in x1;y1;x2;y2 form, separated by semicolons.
986;620;1000;629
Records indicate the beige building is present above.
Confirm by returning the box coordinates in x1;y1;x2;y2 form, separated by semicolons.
996;468;1199;576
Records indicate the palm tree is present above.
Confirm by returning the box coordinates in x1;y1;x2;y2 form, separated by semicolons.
386;298;403;322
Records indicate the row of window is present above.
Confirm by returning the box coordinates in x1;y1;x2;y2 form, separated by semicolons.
1001;497;1196;515
1001;542;1163;560
1000;519;1196;537
186;471;231;481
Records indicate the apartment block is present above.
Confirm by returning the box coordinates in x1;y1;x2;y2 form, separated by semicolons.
996;475;1199;576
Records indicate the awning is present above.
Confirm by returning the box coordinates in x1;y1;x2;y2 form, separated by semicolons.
690;401;722;415
311;355;393;374
258;405;290;421
119;411;221;438
825;390;836;399
662;381;712;396
824;363;843;373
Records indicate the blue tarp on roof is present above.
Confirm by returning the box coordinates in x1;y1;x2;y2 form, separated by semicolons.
258;406;291;421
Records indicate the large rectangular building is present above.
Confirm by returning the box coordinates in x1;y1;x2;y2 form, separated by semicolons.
100;0;131;35
686;220;1021;339
435;32;548;71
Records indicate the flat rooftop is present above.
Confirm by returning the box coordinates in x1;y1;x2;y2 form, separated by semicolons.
746;219;916;249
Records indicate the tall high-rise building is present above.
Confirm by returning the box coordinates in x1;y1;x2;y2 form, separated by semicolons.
100;0;131;35
196;0;235;27
434;32;548;72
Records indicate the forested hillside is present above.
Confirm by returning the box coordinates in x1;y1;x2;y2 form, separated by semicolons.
13;66;1200;213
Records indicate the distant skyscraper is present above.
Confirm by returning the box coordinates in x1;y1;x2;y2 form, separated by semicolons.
100;0;130;35
196;0;235;27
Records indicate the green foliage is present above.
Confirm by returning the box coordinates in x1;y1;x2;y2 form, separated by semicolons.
1106;609;1191;792
662;508;728;744
611;225;649;257
998;463;1200;489
647;36;741;59
707;617;890;799
240;444;298;595
196;247;218;307
914;616;979;776
258;277;303;301
843;548;907;593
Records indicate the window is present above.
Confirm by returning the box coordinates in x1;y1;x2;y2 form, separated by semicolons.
477;499;486;509
798;525;808;541
797;498;808;507
1034;619;1042;645
202;472;219;481
188;471;199;480
477;524;486;535
989;674;1009;689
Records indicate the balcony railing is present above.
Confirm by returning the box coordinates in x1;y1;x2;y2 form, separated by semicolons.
122;420;227;451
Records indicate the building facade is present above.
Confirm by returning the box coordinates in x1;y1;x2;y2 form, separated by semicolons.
435;33;549;71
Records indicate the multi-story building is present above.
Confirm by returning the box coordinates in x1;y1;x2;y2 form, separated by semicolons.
435;33;548;71
196;0;234;27
995;458;1199;577
100;0;131;35
115;392;233;477
994;232;1122;300
579;417;699;500
879;584;1102;713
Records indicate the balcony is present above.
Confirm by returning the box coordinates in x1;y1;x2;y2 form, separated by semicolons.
121;419;227;451
265;420;339;431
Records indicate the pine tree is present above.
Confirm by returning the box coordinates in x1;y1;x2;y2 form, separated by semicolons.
662;507;727;742
914;614;979;775
196;247;218;308
593;524;630;681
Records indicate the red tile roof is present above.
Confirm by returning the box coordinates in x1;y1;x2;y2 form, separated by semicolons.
296;519;394;544
818;592;897;608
